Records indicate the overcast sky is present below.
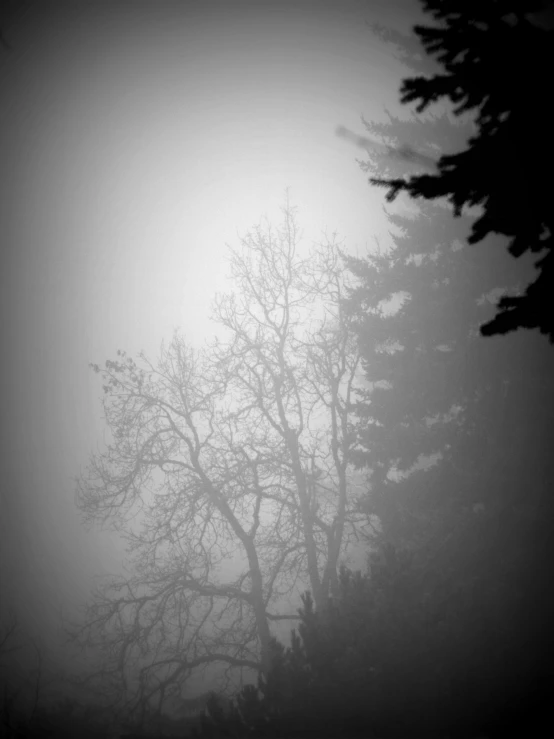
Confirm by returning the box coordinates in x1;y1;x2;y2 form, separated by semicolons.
0;0;427;671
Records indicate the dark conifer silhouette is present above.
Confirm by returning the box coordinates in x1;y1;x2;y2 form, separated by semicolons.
369;0;554;341
340;76;554;737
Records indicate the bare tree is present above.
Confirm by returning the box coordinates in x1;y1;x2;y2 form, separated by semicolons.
71;199;366;719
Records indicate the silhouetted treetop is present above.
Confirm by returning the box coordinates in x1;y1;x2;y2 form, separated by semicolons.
371;0;554;341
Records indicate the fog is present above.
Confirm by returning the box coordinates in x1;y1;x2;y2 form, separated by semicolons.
0;0;426;688
5;1;548;736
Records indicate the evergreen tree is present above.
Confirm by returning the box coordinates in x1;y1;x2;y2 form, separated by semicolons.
342;81;554;739
370;0;554;341
343;110;535;553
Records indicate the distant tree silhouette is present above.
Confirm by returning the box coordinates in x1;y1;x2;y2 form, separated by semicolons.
343;107;554;557
370;0;554;341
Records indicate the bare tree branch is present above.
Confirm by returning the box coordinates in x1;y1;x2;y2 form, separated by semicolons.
72;199;366;717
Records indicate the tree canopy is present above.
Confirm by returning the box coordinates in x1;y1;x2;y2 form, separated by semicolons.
70;200;368;722
333;66;554;735
370;0;554;341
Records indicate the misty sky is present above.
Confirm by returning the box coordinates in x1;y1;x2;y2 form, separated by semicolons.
0;0;428;671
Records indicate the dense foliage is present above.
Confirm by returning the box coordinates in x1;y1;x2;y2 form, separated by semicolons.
330;100;554;739
226;521;553;738
370;0;554;340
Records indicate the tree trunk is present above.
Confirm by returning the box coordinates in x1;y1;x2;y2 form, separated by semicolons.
244;541;273;677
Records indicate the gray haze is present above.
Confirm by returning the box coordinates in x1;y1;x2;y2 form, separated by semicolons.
1;0;427;696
